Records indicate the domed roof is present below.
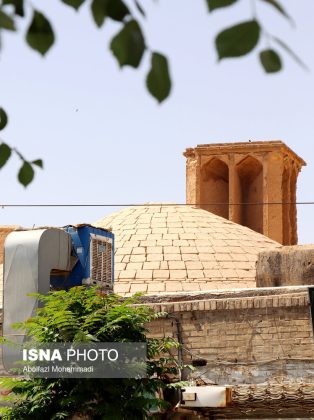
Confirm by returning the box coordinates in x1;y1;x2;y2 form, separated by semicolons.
94;204;281;295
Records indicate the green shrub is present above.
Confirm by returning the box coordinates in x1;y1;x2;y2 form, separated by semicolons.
0;287;180;419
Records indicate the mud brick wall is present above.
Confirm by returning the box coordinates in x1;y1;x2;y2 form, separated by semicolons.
0;226;20;264
147;291;314;384
257;245;314;287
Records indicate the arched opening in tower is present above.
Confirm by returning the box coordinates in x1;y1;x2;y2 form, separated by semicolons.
289;168;297;245
200;158;229;219
236;156;263;233
282;166;290;245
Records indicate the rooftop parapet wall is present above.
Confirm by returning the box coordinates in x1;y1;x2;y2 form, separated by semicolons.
146;287;314;385
183;141;306;245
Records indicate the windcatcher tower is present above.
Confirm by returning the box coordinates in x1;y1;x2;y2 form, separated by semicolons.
183;141;306;245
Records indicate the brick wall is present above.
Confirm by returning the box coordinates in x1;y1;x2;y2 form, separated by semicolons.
147;290;314;384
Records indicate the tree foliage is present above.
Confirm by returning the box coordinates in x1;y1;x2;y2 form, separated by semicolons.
0;0;306;186
0;286;181;419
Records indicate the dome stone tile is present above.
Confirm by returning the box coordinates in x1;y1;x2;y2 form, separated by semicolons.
94;204;282;295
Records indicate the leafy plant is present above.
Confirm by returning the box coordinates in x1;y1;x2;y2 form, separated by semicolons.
0;111;43;188
0;287;180;419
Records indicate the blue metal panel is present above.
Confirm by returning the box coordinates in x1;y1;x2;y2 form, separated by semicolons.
50;224;114;290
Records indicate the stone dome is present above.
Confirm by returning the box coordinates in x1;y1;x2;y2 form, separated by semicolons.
94;204;281;295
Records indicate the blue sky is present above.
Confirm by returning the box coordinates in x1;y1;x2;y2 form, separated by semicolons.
0;0;313;244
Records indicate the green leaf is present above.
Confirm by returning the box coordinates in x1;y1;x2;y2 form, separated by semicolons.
32;159;43;168
18;162;34;187
0;143;11;169
216;20;260;59
146;52;171;103
107;0;129;21
3;0;24;17
61;0;85;10
260;0;293;23
0;9;15;30
259;49;282;73
273;36;308;71
91;0;107;27
110;20;145;68
0;108;8;130
207;0;238;12
91;0;129;26
26;11;55;56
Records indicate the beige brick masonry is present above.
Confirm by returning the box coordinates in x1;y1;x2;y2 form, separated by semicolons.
94;204;280;296
168;261;185;270
146;288;314;386
169;270;187;279
143;262;160;270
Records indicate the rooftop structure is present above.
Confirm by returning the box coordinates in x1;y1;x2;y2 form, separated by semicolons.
184;141;306;245
0;140;312;417
95;203;280;295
